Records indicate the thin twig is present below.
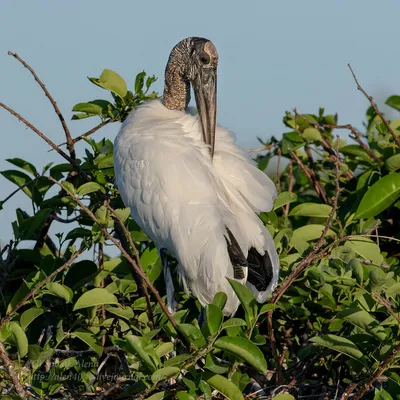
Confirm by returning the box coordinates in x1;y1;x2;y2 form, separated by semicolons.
71;119;114;145
290;151;327;203
0;250;82;328
293;109;357;177
0;341;26;398
53;346;120;357
276;147;281;192
96;377;127;400
268;311;283;384
348;63;400;148
0;102;88;180
284;160;293;216
48;177;176;328
305;145;329;204
8;51;76;158
372;292;400;325
53;214;82;224
248;144;274;152
98;242;106;346
1;177;38;206
351;343;400;400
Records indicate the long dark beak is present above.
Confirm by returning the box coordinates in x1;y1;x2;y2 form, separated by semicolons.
192;68;217;158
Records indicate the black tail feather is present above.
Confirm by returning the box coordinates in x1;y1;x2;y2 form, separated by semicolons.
247;248;273;292
225;228;247;279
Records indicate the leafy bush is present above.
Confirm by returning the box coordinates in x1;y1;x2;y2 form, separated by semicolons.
0;53;400;400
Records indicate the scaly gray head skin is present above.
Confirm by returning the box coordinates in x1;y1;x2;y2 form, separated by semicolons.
163;37;218;157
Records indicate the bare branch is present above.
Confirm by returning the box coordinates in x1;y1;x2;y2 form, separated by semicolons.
248;144;274;153
351;344;400;400
8;51;76;159
0;177;38;207
348;63;400;148
72;119;114;145
283;160;293;216
0;341;26;398
305;145;329;204
290;151;328;204
0;102;89;181
276;147;281;192
0;250;82;328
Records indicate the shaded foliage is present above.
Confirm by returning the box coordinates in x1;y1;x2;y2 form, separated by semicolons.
0;63;400;400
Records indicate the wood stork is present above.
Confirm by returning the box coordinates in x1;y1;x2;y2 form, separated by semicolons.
114;37;279;316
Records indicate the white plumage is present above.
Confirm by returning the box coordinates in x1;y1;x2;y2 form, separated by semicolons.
114;99;279;315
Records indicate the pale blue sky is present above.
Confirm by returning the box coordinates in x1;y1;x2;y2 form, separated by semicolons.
1;1;400;242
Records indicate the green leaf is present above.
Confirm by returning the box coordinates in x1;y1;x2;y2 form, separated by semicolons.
207;374;244;400
310;334;363;359
199;380;213;400
135;71;146;93
387;282;400;297
77;182;105;196
164;353;191;367
9;322;28;357
386;95;400;111
146;392;167;400
281;132;305;154
90;69;128;99
71;330;103;356
289;203;332;218
114;208;131;223
337;308;386;340
227;279;257;327
124;334;160;372
46;282;73;303
340;145;374;164
151;366;180;383
259;304;279;315
302;127;322;142
28;344;54;370
176;323;206;349
222;318;247;329
345;238;383;265
291;224;335;245
105;306;134;320
155;342;174;357
347;259;364;283
176;393;196;400
355;173;400;219
204;353;229;374
273;191;298;210
374;388;394;400
72;102;103;115
212;292;227;310
385;154;400;172
20;307;45;330
272;395;296;400
214;336;268;373
1;169;33;198
73;288;119;310
206;304;223;335
6;158;37;176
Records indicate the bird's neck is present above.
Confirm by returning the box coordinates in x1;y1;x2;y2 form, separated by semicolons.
162;41;191;111
163;70;191;111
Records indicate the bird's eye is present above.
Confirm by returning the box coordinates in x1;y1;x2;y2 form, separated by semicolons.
199;54;210;65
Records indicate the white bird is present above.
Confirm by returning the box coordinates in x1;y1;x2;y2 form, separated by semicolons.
114;37;279;315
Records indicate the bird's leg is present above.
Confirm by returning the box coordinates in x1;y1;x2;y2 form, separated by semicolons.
160;248;178;314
